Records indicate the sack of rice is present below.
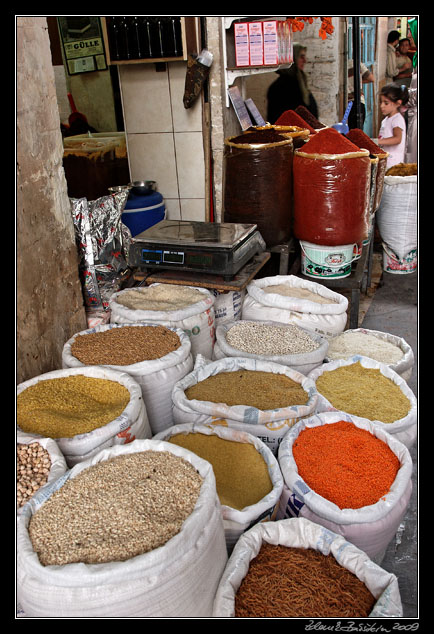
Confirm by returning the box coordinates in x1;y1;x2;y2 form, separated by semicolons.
242;275;348;337
109;283;215;359
62;322;193;435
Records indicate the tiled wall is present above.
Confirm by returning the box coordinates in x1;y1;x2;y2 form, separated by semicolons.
119;62;206;222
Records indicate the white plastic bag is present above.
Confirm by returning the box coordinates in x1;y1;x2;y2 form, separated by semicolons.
17;439;228;618
17;367;151;467
212;517;403;618
109;283;216;360
213;319;329;375
153;423;284;551
172;355;318;454
376;174;417;262
277;411;413;562
242;275;348;337
62;322;193;436
308;355;418;448
211;289;245;325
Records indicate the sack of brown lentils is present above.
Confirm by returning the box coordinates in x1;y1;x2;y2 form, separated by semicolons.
213;319;329;375
172;356;318;454
16;439;228;618
62;322;194;436
242;275;348;337
16;366;151;467
154;423;284;551
308;355;417;448
212;517;403;618
109;283;216;360
276;411;413;563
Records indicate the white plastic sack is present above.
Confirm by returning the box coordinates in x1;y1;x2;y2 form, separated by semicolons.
17;367;151;467
212;517;403;618
325;328;414;382
17;439;228;618
172;355;318;454
213;319;329;375
277;411;413;562
153;423;284;551
308;355;417;448
16;433;68;518
109;283;216;360
211;289;245;325
62;322;193;436
376;175;417;262
242;275;348;337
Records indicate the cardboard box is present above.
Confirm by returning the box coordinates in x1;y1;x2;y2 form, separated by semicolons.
263;21;278;65
234;22;249;67
248;21;263;66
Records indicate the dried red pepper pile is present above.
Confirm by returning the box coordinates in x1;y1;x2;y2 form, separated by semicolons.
275;109;317;134
299;127;363;154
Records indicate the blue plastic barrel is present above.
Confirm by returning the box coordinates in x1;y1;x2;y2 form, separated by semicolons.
122;189;165;236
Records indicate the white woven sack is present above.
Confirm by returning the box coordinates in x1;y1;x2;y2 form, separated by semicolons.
62;322;193;436
308;355;417;448
277;411;413;562
109;283;216;360
16;439;228;618
17;367;151;468
172;355;318;454
325;328;414;382
16;433;68;519
213;319;329;375
242;275;348;337
212;517;403;618
211;289;245;325
153;423;284;551
376;175;417;262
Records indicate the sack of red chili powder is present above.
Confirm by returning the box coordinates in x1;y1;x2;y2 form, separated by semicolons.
293;128;371;246
277;411;413;562
212;517;403;617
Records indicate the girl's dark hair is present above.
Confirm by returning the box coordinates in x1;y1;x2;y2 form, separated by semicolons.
380;83;409;106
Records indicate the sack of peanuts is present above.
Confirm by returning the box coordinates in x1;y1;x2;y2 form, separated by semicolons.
308;355;418;448
17;439;227;618
16;366;151;468
242;275;348;337
277;411;413;563
154;423;284;551
16;433;68;517
62;322;194;436
213;319;329;375
212;517;403;617
172;355;318;455
109;283;216;360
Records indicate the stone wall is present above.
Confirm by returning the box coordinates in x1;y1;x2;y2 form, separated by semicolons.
16;17;87;384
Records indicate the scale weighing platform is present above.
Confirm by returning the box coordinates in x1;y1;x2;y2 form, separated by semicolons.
128;220;266;280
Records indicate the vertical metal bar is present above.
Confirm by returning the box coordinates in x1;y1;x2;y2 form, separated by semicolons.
352;17;363;129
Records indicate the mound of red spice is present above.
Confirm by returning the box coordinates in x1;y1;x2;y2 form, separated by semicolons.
297;127;363;154
230;129;290;145
346;129;385;155
292;421;400;509
275;109;317;134
295;105;326;129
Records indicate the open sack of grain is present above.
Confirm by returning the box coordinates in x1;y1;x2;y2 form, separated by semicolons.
16;367;151;467
109;283;215;359
154;423;283;551
212;517;402;618
172;355;318;454
17;439;228;618
308;356;417;448
277;412;413;563
62;323;193;435
242;275;348;337
213;319;328;375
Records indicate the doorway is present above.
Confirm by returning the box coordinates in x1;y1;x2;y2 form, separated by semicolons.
348;17;377;137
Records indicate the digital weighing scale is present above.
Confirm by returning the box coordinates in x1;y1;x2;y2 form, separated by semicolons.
128;220;266;280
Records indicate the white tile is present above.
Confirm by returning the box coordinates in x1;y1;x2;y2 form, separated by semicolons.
126;132;179;198
164;198;181;220
180;198;206;222
168;62;203;132
174;132;205;199
119;64;172;133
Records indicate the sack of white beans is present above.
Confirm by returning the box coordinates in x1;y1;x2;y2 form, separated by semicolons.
62;323;193;436
242;275;348;337
16;439;228;618
172;355;318;454
212;517;403;618
17;367;151;467
213;319;329;375
109;283;216;360
153;423;284;551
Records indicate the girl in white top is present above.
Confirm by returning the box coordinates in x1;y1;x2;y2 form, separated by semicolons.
377;84;409;169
